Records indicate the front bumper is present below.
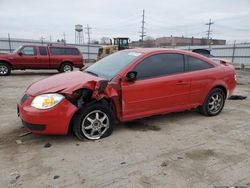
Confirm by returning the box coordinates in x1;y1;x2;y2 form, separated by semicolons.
17;94;78;135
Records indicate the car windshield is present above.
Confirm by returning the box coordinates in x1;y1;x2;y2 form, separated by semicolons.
85;51;142;80
13;46;22;53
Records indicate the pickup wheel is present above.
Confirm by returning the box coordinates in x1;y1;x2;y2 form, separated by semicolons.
59;63;73;73
73;103;114;140
0;62;11;76
199;88;225;116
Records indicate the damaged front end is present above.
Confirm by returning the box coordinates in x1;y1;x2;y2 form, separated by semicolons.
61;79;121;121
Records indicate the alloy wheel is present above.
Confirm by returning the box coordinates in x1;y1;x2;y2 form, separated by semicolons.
81;110;110;140
208;93;223;114
63;65;72;72
0;65;8;75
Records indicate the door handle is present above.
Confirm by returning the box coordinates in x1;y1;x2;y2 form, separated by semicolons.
176;80;188;85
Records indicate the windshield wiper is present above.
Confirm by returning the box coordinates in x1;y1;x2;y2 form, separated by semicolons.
85;70;99;77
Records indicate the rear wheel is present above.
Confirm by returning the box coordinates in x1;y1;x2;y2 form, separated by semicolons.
0;62;11;76
199;88;225;116
73;103;114;140
59;63;73;73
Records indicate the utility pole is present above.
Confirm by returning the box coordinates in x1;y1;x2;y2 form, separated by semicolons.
205;19;214;47
8;33;12;53
232;40;236;63
41;36;45;45
139;9;146;47
85;24;92;63
63;33;66;46
85;24;91;44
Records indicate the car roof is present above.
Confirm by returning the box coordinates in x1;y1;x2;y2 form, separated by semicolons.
123;48;216;65
125;48;191;54
22;44;76;48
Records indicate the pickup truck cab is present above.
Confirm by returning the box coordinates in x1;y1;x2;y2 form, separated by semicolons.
0;45;84;75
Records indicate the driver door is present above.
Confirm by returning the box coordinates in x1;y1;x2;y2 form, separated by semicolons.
121;53;190;121
14;46;39;69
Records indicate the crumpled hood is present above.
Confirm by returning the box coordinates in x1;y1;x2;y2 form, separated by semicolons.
26;71;102;96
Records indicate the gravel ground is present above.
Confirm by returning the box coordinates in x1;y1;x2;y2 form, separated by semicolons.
0;69;250;188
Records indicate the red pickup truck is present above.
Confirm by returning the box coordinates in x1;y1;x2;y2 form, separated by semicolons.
0;45;84;76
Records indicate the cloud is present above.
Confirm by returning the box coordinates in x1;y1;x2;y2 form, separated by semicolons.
0;0;249;42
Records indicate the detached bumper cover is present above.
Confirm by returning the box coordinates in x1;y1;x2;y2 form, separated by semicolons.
18;94;78;135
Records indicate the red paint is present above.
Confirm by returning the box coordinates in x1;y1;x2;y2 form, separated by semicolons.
18;95;78;135
26;71;101;96
0;45;84;70
18;49;237;135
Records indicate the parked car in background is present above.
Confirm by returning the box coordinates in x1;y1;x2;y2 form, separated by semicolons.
192;49;214;57
192;48;233;66
17;49;237;140
0;45;84;75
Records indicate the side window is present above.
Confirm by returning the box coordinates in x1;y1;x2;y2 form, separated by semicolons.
187;56;213;71
50;47;65;55
65;48;79;55
39;47;47;56
134;53;184;80
21;47;36;56
50;47;79;55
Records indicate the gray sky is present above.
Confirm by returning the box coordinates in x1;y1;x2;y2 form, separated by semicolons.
0;0;249;43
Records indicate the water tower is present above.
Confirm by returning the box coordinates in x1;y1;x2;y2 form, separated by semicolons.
75;24;84;44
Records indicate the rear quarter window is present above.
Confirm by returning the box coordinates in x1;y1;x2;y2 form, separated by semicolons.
187;56;213;71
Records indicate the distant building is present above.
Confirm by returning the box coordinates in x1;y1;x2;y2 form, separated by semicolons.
130;36;226;48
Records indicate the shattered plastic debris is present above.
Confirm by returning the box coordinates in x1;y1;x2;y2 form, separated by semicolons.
15;140;22;144
44;143;52;148
18;132;31;137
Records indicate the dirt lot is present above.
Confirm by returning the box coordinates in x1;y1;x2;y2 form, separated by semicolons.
0;69;250;188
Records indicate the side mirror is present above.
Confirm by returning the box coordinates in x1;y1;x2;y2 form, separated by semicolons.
18;52;23;56
126;71;137;82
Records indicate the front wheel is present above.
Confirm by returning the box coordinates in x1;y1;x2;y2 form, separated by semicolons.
0;63;11;76
59;63;73;73
73;103;114;140
199;88;225;116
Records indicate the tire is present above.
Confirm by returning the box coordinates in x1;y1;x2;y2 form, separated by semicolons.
0;62;11;76
199;88;225;116
73;102;115;140
59;63;73;73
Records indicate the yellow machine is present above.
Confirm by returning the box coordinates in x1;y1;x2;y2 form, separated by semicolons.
97;37;129;60
97;45;118;60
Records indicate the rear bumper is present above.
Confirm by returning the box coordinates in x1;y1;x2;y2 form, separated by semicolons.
227;78;237;98
18;95;78;135
74;62;84;69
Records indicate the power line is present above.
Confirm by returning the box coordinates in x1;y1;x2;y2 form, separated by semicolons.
139;9;146;45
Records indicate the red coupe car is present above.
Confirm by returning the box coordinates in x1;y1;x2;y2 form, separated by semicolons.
18;48;237;140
